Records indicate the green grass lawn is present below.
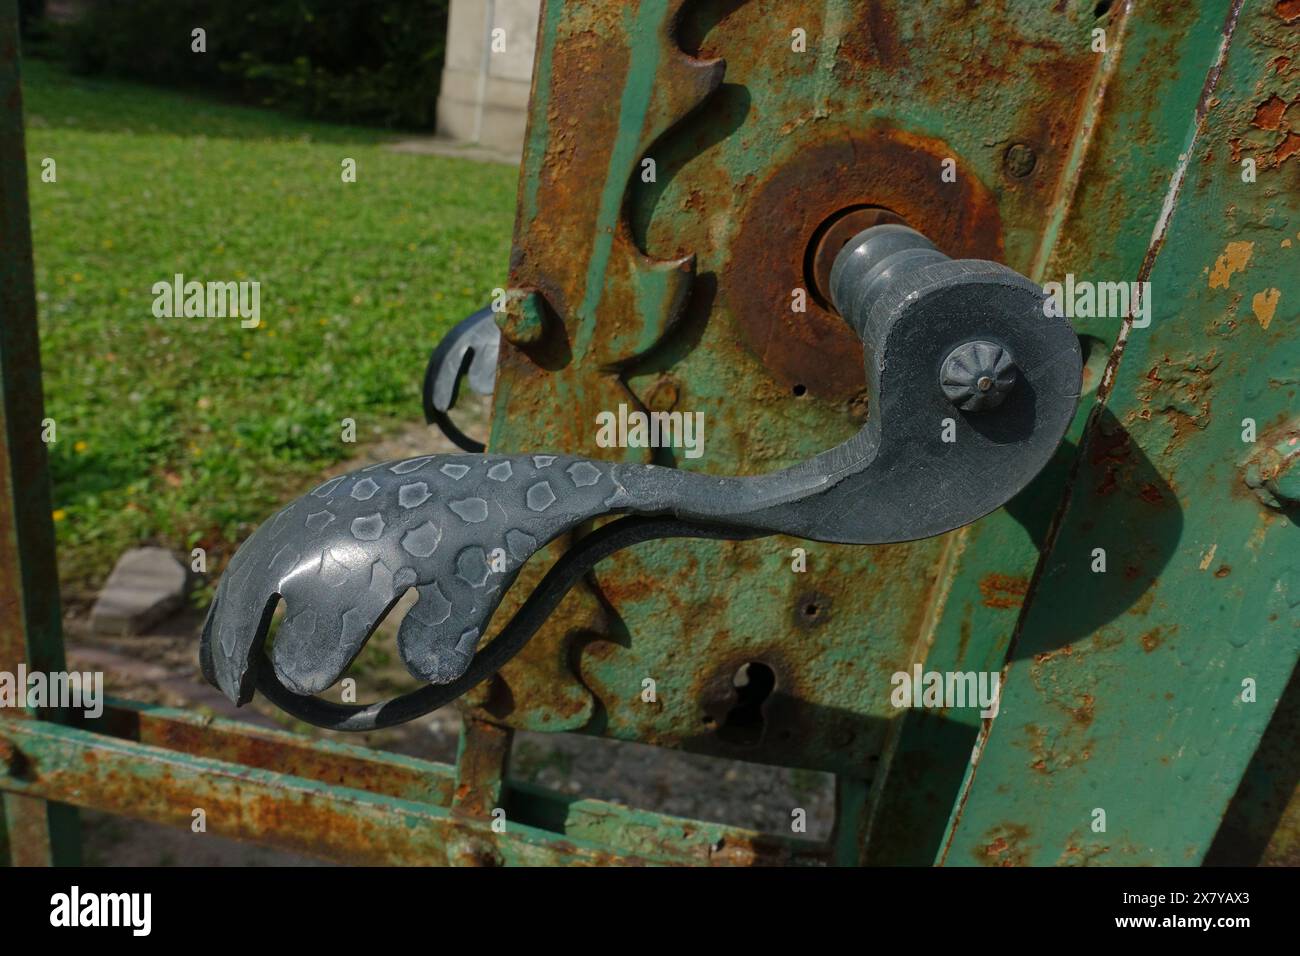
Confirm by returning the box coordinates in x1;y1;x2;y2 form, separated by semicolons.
22;58;518;602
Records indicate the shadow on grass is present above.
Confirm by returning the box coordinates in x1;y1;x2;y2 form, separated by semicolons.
20;56;399;145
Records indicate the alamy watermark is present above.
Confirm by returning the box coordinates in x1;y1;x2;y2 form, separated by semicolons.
595;403;705;459
152;273;261;328
50;886;151;936
0;666;103;719
890;664;1001;718
1042;274;1151;328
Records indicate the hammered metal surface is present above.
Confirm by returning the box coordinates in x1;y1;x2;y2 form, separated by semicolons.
202;246;1082;715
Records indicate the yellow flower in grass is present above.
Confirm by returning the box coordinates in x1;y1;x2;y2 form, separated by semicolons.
73;440;87;453
52;509;66;522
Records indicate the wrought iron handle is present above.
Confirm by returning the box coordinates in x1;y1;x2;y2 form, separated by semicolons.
200;225;1081;729
422;305;499;452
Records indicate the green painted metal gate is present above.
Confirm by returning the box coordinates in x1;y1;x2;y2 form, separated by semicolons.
2;0;1297;866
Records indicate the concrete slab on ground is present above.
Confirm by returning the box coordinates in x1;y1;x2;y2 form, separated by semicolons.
90;547;189;636
386;135;520;167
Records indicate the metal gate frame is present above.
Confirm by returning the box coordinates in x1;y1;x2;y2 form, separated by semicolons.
0;4;824;866
3;0;1298;867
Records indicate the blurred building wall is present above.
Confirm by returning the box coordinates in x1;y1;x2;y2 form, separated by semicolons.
437;0;539;156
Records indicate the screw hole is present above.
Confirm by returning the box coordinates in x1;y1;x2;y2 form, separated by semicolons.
794;591;831;629
1093;0;1113;17
792;384;807;397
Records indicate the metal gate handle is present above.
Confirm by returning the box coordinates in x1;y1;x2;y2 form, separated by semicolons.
422;305;499;453
200;225;1082;729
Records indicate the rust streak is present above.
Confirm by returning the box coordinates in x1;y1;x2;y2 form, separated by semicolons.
978;574;1031;610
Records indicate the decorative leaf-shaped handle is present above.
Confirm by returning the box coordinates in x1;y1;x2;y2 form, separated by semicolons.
201;225;1082;729
422;305;498;452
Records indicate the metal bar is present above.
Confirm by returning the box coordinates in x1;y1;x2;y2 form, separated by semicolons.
506;779;828;866
452;715;512;815
830;775;870;866
1205;660;1300;865
2;711;824;865
859;0;1238;866
445;715;513;865
941;0;1297;866
87;698;455;806
0;0;79;866
0;718;608;865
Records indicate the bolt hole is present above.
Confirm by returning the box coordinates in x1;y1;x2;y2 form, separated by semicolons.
1093;0;1113;17
716;662;775;747
795;591;831;629
793;384;807;397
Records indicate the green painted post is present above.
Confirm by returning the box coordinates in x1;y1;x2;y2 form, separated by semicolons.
942;0;1299;866
861;0;1239;866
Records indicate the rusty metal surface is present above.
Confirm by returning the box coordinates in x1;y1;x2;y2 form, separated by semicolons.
724;135;1004;401
487;0;1128;783
480;0;1299;867
91;699;454;806
942;0;1299;866
858;0;1242;865
0;2;79;865
0;711;824;866
447;715;512;863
